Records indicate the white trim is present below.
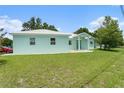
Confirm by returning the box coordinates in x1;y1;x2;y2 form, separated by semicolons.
70;32;94;39
78;37;80;50
87;37;90;50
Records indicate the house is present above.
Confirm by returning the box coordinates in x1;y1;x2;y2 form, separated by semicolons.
12;29;95;54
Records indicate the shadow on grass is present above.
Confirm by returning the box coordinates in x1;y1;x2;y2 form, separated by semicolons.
0;60;7;66
96;48;120;52
80;49;122;88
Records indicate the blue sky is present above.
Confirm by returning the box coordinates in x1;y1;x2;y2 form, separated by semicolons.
0;5;124;38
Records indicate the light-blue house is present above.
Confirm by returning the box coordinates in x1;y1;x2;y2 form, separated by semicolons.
12;29;95;54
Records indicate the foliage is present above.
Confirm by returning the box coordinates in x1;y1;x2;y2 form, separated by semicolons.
22;17;58;31
0;28;7;47
42;22;49;29
74;27;93;36
22;17;42;31
48;25;58;31
0;29;12;48
35;18;42;29
1;38;13;47
94;16;123;50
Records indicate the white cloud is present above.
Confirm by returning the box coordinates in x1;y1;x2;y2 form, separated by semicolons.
89;16;118;32
0;15;22;39
119;21;124;26
56;27;61;31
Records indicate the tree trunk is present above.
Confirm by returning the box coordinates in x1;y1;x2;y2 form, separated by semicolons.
100;44;102;49
104;44;107;50
107;44;111;50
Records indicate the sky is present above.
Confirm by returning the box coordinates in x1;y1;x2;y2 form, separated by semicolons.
0;5;124;39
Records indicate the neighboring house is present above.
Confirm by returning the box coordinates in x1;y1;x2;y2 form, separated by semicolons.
12;29;95;54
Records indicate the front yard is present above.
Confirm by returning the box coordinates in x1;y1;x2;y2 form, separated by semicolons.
0;48;124;88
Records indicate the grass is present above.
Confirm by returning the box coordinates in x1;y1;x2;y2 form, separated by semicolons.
0;48;124;88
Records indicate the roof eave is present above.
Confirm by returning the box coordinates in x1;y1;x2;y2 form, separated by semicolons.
12;33;71;36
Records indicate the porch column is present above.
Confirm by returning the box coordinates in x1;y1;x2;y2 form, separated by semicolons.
87;37;89;50
78;37;80;50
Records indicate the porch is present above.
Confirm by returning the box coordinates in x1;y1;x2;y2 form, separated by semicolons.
69;32;94;51
76;36;90;50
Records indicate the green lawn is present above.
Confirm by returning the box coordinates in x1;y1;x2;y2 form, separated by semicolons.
0;48;124;88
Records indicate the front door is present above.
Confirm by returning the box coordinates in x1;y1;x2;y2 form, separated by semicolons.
76;40;78;50
80;39;82;49
81;38;88;50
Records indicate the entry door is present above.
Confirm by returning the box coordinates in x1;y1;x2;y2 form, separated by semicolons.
80;39;82;50
76;39;82;50
81;38;88;50
76;40;78;50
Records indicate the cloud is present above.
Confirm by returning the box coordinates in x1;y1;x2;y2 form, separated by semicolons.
0;15;22;39
89;16;118;32
118;22;124;31
56;27;61;31
120;22;124;25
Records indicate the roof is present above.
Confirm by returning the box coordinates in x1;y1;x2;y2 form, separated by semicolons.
69;32;94;39
69;34;77;38
12;29;72;36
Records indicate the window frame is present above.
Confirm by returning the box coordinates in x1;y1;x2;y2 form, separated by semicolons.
69;40;72;45
50;38;56;45
90;41;93;44
30;38;36;45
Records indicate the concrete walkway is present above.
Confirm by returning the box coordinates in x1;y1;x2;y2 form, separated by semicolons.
69;50;93;53
1;50;93;56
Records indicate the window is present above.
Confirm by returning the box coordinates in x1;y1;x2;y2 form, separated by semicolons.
69;40;72;45
50;38;56;45
30;38;35;45
90;41;93;44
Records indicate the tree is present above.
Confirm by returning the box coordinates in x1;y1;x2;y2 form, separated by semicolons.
2;38;13;47
29;17;36;30
22;22;30;31
0;28;7;48
42;22;49;29
48;25;58;31
22;17;39;31
36;18;42;29
22;17;58;31
74;27;93;35
94;16;123;50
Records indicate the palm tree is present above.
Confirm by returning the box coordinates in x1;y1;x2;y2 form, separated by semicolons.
22;17;58;31
36;18;42;29
29;17;36;30
48;25;58;31
42;22;49;29
22;17;42;31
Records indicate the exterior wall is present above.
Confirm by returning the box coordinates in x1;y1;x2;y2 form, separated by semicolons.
70;37;77;50
13;34;71;54
13;33;95;54
89;38;94;49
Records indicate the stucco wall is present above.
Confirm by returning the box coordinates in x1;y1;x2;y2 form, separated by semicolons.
89;38;94;49
13;34;71;54
70;37;77;50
